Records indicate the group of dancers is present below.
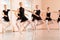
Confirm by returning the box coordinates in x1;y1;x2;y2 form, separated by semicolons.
1;2;60;32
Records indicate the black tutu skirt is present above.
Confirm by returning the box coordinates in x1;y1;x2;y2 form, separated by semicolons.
20;16;28;22
3;16;10;22
57;18;60;22
17;14;20;20
17;16;28;22
32;14;42;21
17;17;20;20
45;17;52;21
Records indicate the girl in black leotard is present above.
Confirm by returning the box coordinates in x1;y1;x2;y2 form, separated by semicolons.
16;2;31;31
45;7;52;31
57;10;60;30
3;9;10;22
2;5;11;32
17;7;28;22
45;7;52;21
31;5;43;30
32;10;41;21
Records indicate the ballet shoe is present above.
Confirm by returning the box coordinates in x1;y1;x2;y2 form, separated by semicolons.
47;22;51;25
40;21;44;24
13;31;16;32
22;28;26;32
31;28;36;30
58;28;60;30
36;24;39;26
36;22;43;26
48;30;50;32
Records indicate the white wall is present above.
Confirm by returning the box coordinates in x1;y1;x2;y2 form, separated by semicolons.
42;0;60;11
0;0;3;33
41;0;60;19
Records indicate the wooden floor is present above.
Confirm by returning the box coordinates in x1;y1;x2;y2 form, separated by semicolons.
0;30;60;40
0;21;60;40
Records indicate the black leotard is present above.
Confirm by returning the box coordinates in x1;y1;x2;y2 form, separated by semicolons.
17;7;28;22
3;9;10;22
45;12;52;21
32;10;42;21
57;14;60;22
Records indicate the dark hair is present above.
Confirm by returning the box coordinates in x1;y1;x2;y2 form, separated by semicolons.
36;5;38;6
47;7;50;9
19;2;22;4
58;10;60;12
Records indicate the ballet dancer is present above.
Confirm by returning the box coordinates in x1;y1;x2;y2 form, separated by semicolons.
16;2;31;32
31;5;43;30
57;10;60;30
45;7;52;31
2;4;11;32
25;5;44;30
